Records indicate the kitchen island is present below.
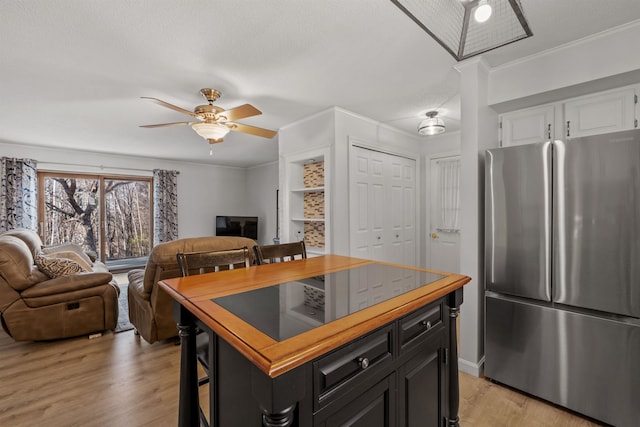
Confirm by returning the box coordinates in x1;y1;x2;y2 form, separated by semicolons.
160;255;470;427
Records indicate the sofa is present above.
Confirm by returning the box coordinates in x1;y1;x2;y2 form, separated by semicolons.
127;236;258;343
0;228;119;341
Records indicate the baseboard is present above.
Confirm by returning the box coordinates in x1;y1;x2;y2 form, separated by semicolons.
458;355;485;377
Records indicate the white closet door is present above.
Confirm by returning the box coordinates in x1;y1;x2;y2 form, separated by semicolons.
350;145;416;267
350;146;386;261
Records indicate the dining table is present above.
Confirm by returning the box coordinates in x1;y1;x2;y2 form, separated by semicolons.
159;254;470;427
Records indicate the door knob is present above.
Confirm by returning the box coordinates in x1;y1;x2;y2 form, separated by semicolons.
431;233;439;239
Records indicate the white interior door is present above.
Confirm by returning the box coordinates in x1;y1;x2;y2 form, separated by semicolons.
350;147;386;261
428;155;461;273
387;153;416;267
350;145;416;265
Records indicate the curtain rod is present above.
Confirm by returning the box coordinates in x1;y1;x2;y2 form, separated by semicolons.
37;161;180;174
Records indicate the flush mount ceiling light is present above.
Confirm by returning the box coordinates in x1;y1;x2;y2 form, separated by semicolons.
418;111;446;136
390;0;532;61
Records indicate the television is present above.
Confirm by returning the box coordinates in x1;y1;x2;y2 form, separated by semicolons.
216;215;258;240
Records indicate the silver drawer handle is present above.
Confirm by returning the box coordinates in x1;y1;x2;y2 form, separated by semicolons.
421;320;432;329
358;357;370;370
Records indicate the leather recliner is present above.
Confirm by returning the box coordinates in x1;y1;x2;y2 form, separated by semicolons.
127;236;257;343
0;229;119;341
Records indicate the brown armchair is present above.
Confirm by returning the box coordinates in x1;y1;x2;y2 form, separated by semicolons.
0;229;119;341
127;236;257;343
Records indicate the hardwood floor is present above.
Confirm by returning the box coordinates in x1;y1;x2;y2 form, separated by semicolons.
0;328;604;427
0;329;184;427
459;373;604;427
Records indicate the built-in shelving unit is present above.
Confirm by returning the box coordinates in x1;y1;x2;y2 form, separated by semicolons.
282;148;330;257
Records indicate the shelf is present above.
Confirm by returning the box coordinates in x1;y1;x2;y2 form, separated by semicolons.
284;149;328;256
292;217;325;222
307;247;325;256
288;304;324;326
298;276;325;290
291;186;324;193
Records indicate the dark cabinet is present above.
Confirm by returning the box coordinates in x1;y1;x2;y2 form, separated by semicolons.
197;294;460;427
215;300;450;427
315;374;396;427
397;337;444;427
311;300;448;427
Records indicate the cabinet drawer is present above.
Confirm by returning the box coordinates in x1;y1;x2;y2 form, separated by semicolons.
314;325;393;409
399;301;443;353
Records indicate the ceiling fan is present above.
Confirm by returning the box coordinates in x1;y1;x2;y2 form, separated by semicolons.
140;88;277;145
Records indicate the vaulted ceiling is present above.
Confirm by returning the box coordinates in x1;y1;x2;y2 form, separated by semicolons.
2;1;640;167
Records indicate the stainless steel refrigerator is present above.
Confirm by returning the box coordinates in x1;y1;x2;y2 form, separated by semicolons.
484;129;640;427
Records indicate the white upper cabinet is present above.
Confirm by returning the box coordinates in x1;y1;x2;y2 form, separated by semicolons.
564;87;637;138
499;85;639;146
500;104;555;147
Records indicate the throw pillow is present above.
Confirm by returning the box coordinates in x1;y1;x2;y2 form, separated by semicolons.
34;254;87;278
47;251;93;271
41;243;93;266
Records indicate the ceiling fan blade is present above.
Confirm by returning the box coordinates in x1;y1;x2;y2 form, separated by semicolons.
139;121;194;128
141;97;197;117
217;104;262;121
226;122;277;139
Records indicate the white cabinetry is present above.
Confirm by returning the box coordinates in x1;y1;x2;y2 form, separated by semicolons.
499;85;639;146
283;148;330;256
499;104;555;147
564;87;637;138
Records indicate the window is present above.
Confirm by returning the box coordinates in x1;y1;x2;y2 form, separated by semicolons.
437;158;461;232
37;172;152;264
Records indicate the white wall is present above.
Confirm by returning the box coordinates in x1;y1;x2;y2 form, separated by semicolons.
279;108;336;157
278;108;335;248
454;57;499;376
489;21;640;105
246;161;279;245
0;140;250;239
179;163;248;238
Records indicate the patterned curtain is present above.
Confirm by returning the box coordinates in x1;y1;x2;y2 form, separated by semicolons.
438;158;461;232
0;157;38;232
153;169;179;244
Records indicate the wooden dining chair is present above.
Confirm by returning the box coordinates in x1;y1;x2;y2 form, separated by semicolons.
253;240;307;265
176;246;251;427
177;246;250;276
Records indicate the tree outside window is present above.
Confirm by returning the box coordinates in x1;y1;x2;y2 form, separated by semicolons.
38;173;152;262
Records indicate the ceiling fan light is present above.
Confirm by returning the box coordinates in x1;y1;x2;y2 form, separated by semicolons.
191;122;230;141
418;112;446;136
